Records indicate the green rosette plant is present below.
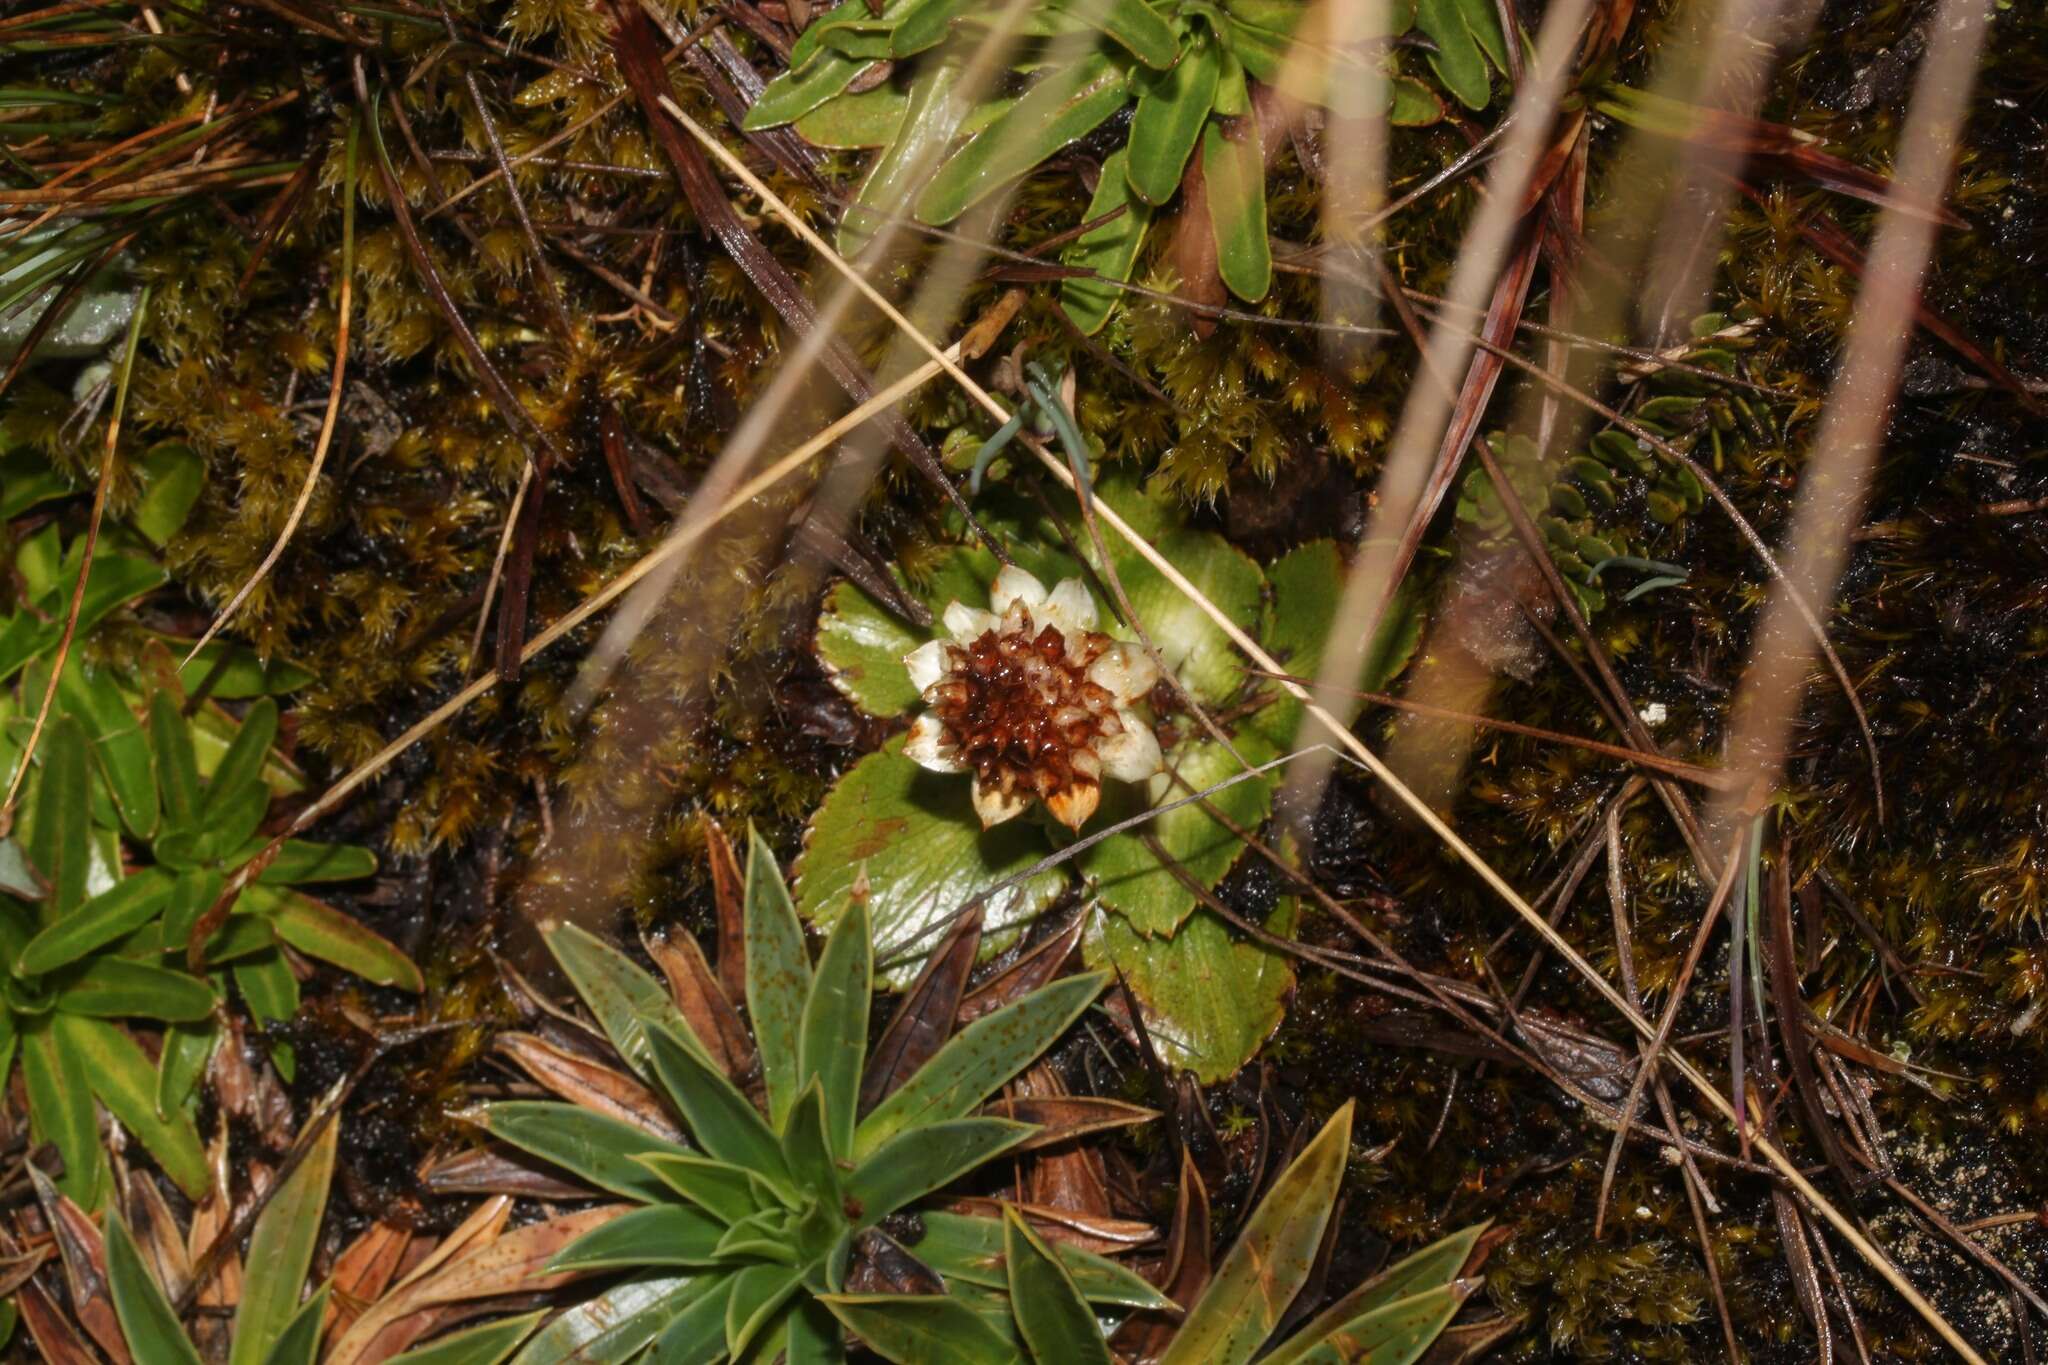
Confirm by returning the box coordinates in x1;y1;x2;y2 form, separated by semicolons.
472;829;1167;1363
811;474;1420;1081
742;0;1509;325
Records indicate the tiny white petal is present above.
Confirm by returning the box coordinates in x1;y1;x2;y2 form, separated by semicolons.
1098;718;1163;783
944;601;998;642
1038;577;1098;635
1087;642;1160;704
904;640;949;694
971;780;1031;828
905;714;967;773
989;564;1048;616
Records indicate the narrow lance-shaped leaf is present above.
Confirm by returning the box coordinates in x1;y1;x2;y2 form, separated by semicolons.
22;1021;104;1209
547;1205;726;1274
149;691;201;837
840;60;969;257
201;698;276;824
57;661;156;840
480;1102;691;1203
1005;1207;1114;1365
1203;115;1270;302
544;921;691;1077
53;957;215;1022
844;1119;1033;1226
258;886;421;991
102;1210;204;1365
259;1285;332;1365
647;1022;794;1191
915;53;1127;225
799;897;870;1158
1127;32;1220;204
1051;0;1178;67
1061;147;1155;334
743;51;879;131
17;867;177;975
819;1295;1015;1365
28;715;93;917
62;1013;210;1199
229;1114;340;1365
745;825;811;1130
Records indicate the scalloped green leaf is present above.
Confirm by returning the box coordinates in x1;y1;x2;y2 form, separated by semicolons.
793;738;1068;989
1084;901;1295;1083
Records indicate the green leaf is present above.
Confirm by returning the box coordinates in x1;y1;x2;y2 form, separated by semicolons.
915;53;1127;224
746;825;813;1129
103;1209;204;1365
855;972;1104;1157
481;1102;689;1203
22;1019;103;1208
726;1262;802;1357
1203;117;1271;301
1127;37;1218;204
636;1153;770;1224
156;1021;214;1118
1085;901;1294;1086
130;442;203;549
799;897;870;1158
846;1118;1032;1225
888;0;970;57
229;1113;339;1365
1159;1102;1355;1365
1389;75;1445;126
0;448;73;521
794;740;1068;990
548;1204;726;1273
1262;1223;1484;1365
255;839;377;884
744;52;879;131
787;1299;847;1365
201;698;276;822
56;659;156;840
1060;146;1154;334
795;87;907;149
161;866;224;957
27;714;93;916
17;866;176;974
839;61;970;257
233;947;299;1035
1270;1285;1467;1365
511;1274;709;1365
53;958;215;1021
913;1212;1172;1308
1050;0;1177;67
544;921;691;1078
649;1272;739;1363
780;1083;842;1205
257;886;420;991
820;1294;1015;1365
815;552;990;717
61;1013;209;1197
172;641;315;701
259;1285;332;1365
648;1022;794;1192
150;690;201;836
382;1309;544;1365
1413;0;1491;109
1005;1207;1113;1364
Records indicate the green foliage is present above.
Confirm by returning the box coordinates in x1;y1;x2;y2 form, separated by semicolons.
484;830;1160;1363
749;0;1507;325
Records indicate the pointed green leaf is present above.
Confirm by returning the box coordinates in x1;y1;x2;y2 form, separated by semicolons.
54;958;215;1021
17;867;175;974
744;52;879;131
255;839;378;884
229;1114;339;1365
544;921;692;1077
382;1308;544;1365
103;1210;204;1365
1264;1223;1486;1364
819;1294;1014;1365
635;1153;771;1224
22;1020;103;1209
1203;116;1270;301
780;1082;843;1204
130;442;204;549
745;826;811;1129
856;972;1104;1156
726;1262;802;1357
1127;36;1218;204
839;61;969;257
257;886;420;991
787;1298;847;1364
1413;0;1490;109
62;1012;209;1198
172;641;315;701
846;1119;1032;1224
1051;0;1177;66
1005;1207;1113;1364
647;1022;793;1191
1271;1284;1468;1365
649;1272;739;1363
481;1101;689;1203
56;660;156;840
149;690;201;835
915;53;1127;224
1061;146;1154;334
156;1021;215;1118
201;698;275;824
511;1274;708;1365
548;1204;726;1273
1159;1102;1356;1365
27;715;92;916
912;1211;1172;1308
258;1285;332;1365
799;897;870;1157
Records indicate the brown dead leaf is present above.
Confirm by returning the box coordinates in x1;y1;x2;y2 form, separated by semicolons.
644;930;756;1081
28;1165;131;1365
864;906;983;1115
495;1031;682;1140
957;912;1083;1025
701;815;749;1005
421;1148;593;1201
1110;1148;1209;1363
940;1198;1154;1255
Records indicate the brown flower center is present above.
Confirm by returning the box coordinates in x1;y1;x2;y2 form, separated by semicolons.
927;619;1120;802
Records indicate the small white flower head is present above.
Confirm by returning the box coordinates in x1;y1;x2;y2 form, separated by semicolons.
902;565;1163;831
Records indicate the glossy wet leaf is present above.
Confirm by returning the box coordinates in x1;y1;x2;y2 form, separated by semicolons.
915;53;1126;224
1086;903;1294;1082
846;1118;1032;1224
1061;146;1154;334
1159;1102;1355;1365
1413;0;1493;109
745;825;812;1129
1203;116;1270;301
482;1102;689;1203
819;1294;1014;1365
62;1013;209;1198
855;971;1105;1156
17;867;176;974
53;957;214;1021
647;1022;794;1191
912;1211;1171;1308
839;61;971;257
509;1274;707;1365
744;51;880;130
637;1154;769;1225
548;1204;725;1273
229;1114;338;1365
794;739;1068;990
254;839;376;884
1005;1206;1114;1363
383;1309;544;1365
1052;0;1176;66
797;87;907;149
799;897;871;1157
1128;33;1218;204
102;1210;203;1365
22;1021;102;1209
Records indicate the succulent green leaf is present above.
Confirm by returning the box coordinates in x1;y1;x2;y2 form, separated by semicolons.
28;714;93;916
794;739;1068;991
55;660;155;840
1203;117;1271;301
1051;0;1177;66
1262;1223;1485;1365
839;61;970;257
781;1082;844;1204
103;1209;204;1365
510;1274;708;1365
548;1204;727;1273
796;88;908;149
544;921;691;1078
649;1272;740;1363
229;1113;339;1365
1159;1102;1355;1365
913;1211;1172;1308
482;1102;690;1203
744;825;812;1129
22;1019;103;1208
129;442;204;549
855;971;1104;1156
799;897;871;1157
53;957;215;1021
821;1294;1015;1365
744;52;879;131
846;1118;1032;1225
258;1286;333;1365
381;1309;544;1365
786;1299;847;1364
1004;1207;1114;1363
1127;37;1218;204
889;0;970;57
255;886;420;991
648;1022;795;1192
17;866;175;974
1413;0;1491;109
726;1262;803;1357
636;1153;771;1224
1060;147;1154;334
915;53;1126;225
1270;1284;1468;1365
